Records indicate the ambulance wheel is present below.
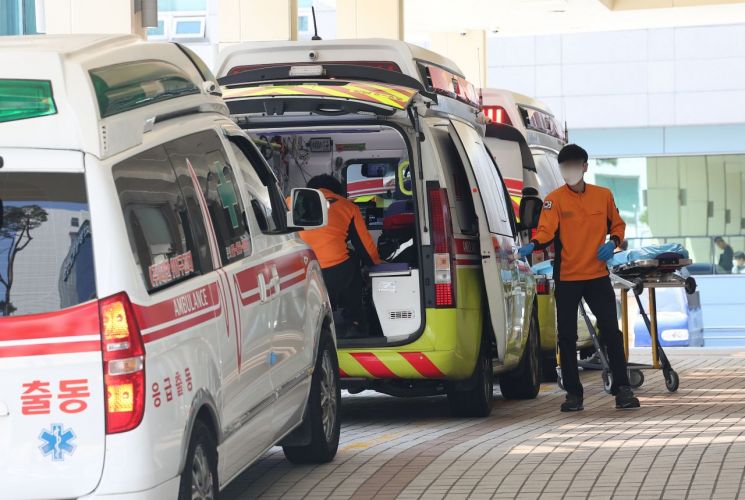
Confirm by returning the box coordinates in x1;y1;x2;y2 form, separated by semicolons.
602;370;613;395
685;277;697;295
665;370;679;393
283;333;341;464
629;369;645;389
448;337;493;418
178;420;218;500
500;307;542;400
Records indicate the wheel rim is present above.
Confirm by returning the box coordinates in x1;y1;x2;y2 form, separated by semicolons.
319;349;338;442
191;444;214;500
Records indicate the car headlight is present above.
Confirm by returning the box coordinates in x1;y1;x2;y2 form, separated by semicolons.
661;329;689;342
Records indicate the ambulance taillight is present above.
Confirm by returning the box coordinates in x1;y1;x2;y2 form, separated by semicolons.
483;105;512;125
428;184;456;308
99;293;145;434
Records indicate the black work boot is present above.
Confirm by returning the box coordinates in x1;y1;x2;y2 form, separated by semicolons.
615;386;640;409
560;394;584;412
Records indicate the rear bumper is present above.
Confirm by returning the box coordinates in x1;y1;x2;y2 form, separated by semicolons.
338;307;481;380
79;476;179;499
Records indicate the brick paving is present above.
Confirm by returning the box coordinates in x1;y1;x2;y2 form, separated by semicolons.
222;348;745;499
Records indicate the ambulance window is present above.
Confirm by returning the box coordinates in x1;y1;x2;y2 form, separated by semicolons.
165;131;252;265
0;172;96;316
113;146;204;292
451;120;512;237
227;140;281;233
431;127;477;234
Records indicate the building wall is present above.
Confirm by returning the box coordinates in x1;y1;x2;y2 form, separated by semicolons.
487;24;745;135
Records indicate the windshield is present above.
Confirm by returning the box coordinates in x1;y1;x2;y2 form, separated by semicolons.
0;172;95;316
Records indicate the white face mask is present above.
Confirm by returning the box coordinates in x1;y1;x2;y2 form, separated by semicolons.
560;167;584;186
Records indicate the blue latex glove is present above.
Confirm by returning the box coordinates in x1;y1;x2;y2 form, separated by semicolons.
597;241;616;262
518;243;535;258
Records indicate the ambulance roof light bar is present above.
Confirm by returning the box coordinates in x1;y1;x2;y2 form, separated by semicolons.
417;62;480;109
0;79;57;124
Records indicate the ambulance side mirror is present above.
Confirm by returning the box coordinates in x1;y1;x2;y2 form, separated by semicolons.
287;188;328;230
519;195;542;231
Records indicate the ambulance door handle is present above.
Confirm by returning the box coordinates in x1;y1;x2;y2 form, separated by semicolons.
258;273;268;303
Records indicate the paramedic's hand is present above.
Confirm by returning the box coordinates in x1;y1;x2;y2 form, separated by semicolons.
597;241;616;262
518;243;535;258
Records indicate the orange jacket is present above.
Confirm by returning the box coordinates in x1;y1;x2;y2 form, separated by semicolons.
531;184;625;282
299;188;382;269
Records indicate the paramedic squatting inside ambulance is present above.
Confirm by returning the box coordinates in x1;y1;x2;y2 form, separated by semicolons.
299;175;383;338
518;144;640;412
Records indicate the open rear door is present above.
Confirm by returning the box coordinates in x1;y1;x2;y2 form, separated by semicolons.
449;120;529;366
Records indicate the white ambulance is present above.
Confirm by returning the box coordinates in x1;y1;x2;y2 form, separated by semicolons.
0;35;338;499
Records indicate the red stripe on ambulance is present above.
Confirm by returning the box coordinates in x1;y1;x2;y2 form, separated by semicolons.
399;352;445;378
350;352;397;378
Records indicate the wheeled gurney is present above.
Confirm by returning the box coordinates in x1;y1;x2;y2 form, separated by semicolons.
559;244;697;394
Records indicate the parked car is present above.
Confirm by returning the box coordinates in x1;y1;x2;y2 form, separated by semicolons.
217;39;543;417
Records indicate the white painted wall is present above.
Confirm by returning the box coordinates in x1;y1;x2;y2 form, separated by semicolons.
487;24;745;130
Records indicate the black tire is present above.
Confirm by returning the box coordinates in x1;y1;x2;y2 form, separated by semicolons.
602;370;613;395
178;420;218;500
283;333;341;464
500;306;542;400
629;369;645;389
665;370;680;392
541;352;558;382
447;339;493;418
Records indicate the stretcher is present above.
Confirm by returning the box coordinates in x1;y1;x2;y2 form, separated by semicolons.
556;245;696;394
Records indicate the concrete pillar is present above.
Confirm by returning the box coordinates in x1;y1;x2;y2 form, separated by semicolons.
430;30;486;87
43;0;147;37
218;0;298;46
336;0;403;40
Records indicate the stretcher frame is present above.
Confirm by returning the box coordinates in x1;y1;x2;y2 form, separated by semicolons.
558;254;696;394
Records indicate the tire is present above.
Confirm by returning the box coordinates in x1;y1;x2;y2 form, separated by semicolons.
500;306;542;400
178;420;218;500
283;333;341;464
447;339;493;418
541;352;558;382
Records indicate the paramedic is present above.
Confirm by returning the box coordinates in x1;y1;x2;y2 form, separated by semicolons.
715;237;734;273
518;144;640;412
300;175;383;337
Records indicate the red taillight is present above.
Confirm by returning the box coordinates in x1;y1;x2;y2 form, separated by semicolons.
99;293;145;434
428;185;456;308
228;60;402;76
483;105;512;125
536;278;550;295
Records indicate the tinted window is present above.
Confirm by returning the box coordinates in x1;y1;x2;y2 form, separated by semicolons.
113;146;205;292
0;173;95;316
432;127;477;234
166;131;251;264
227;138;285;233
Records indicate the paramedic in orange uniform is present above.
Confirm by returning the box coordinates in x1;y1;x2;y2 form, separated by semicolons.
301;175;383;337
518;144;640;412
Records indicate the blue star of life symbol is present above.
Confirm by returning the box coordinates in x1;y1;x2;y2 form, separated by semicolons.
39;423;76;461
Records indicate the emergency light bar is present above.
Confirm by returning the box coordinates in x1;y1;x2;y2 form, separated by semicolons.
0;79;57;123
90;60;200;118
519;106;566;142
418;62;480;108
228;61;402;77
483;105;512;125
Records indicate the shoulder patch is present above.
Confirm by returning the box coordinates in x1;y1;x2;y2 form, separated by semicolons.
543;200;553;210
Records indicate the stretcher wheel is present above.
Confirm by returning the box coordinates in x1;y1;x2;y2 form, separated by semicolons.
633;279;644;296
665;370;679;392
602;370;613;395
629;369;645;389
685;277;697;295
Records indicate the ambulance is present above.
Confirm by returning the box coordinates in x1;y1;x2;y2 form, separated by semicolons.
0;35;339;499
216;39;544;416
480;89;594;377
